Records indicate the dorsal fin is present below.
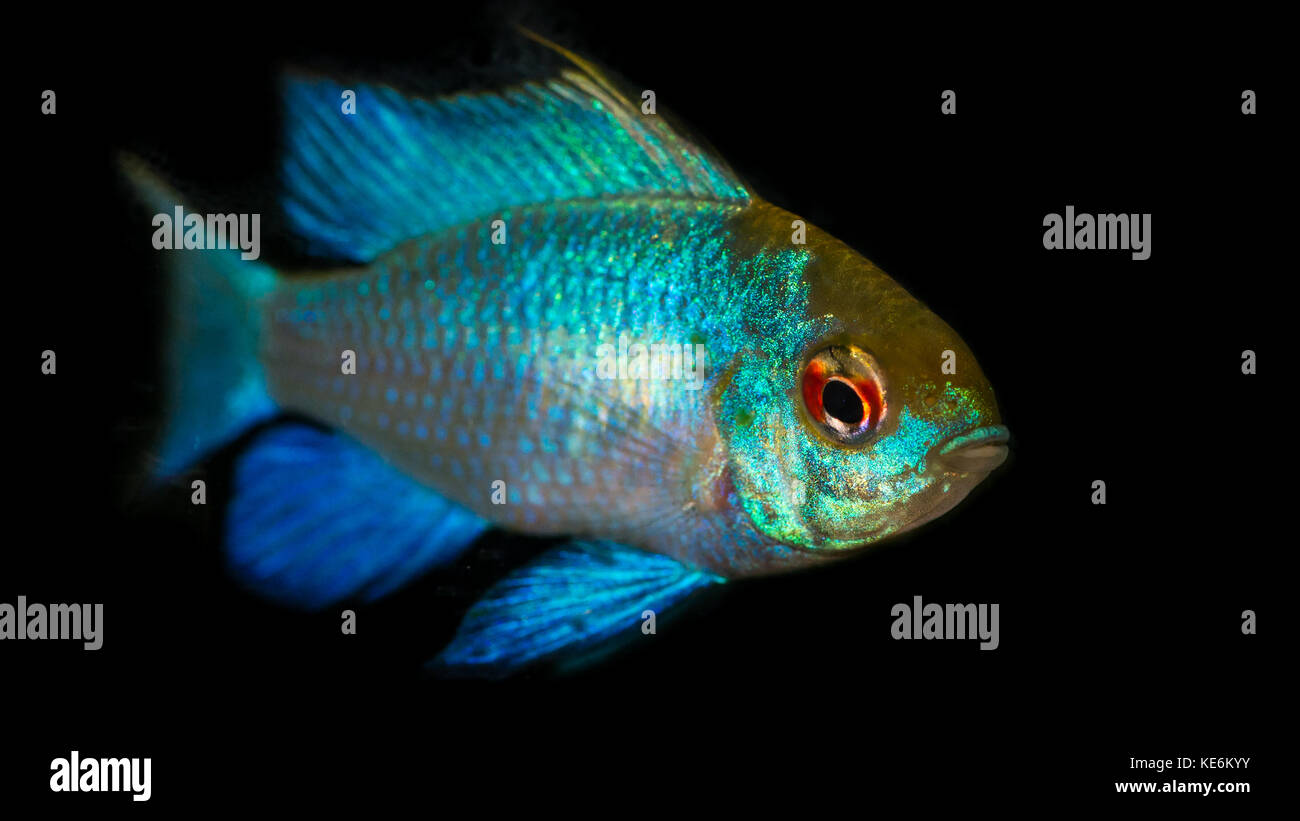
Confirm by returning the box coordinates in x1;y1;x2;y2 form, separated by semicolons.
281;31;751;262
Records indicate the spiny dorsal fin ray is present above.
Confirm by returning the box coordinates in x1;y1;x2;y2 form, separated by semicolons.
282;32;751;262
514;25;744;184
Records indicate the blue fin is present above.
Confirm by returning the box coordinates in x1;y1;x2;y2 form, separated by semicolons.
430;540;724;676
118;154;279;478
280;33;750;262
226;424;489;610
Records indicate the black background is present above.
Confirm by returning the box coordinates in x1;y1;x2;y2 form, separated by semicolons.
5;3;1283;809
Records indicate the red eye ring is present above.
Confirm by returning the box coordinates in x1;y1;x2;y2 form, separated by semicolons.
801;355;885;442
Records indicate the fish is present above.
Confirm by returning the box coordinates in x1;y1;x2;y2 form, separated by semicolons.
119;30;1008;676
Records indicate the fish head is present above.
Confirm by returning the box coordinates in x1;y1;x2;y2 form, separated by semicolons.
716;205;1007;556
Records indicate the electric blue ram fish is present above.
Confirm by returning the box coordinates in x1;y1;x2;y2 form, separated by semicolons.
120;31;1009;675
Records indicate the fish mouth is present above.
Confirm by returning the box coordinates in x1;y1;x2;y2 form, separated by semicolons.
928;424;1011;474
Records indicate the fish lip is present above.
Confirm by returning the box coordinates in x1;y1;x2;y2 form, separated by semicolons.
927;424;1011;475
934;424;1010;457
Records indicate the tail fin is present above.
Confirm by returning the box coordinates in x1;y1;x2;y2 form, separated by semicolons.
119;154;279;478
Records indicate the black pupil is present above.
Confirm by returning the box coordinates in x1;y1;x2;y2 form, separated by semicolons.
822;380;865;426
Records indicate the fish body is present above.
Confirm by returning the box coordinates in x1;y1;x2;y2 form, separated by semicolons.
266;199;767;574
123;32;1007;672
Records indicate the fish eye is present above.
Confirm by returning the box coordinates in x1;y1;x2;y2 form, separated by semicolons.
800;345;885;445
